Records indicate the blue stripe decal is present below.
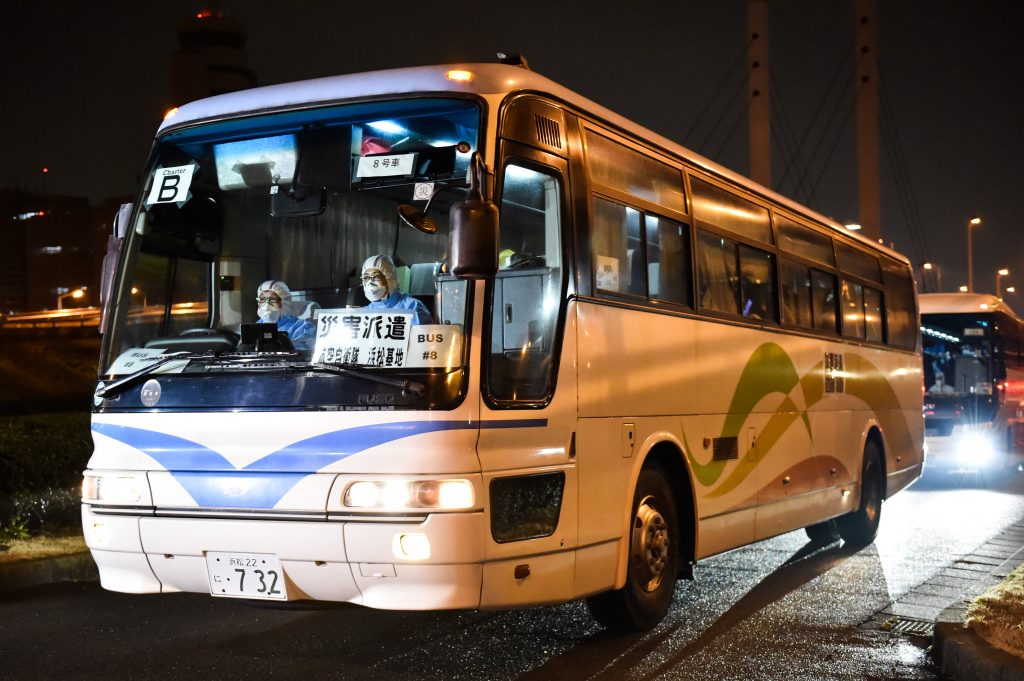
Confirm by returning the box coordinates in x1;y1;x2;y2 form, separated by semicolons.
91;419;547;509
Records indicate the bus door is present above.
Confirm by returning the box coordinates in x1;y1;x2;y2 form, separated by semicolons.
476;144;580;605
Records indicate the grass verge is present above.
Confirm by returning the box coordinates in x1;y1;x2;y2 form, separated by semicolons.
0;529;87;564
966;563;1024;659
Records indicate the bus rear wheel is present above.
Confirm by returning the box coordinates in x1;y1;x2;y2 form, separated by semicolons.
836;440;883;546
586;463;679;631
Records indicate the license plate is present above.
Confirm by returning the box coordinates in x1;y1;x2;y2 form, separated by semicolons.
206;552;287;600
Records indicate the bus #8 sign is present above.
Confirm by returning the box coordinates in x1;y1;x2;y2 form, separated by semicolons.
313;310;461;369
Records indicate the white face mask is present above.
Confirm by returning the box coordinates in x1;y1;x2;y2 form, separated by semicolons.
362;273;389;302
258;300;282;323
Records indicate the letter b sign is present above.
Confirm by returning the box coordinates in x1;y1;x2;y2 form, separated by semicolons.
145;164;196;206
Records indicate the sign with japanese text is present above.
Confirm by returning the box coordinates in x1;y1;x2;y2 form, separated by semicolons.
313;310;414;368
355;153;416;178
312;311;464;369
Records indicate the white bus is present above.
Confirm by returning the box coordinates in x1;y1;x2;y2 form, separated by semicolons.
921;292;1024;474
83;61;923;630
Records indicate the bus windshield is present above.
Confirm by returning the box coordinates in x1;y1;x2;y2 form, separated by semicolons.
922;313;994;397
101;98;481;410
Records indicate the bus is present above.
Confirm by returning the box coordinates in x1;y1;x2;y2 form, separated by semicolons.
921;292;1024;474
83;61;923;631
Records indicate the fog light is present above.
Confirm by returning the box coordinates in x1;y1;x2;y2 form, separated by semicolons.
393;533;431;560
91;523;109;547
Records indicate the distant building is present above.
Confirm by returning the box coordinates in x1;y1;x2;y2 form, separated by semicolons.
170;7;258;107
0;190;125;313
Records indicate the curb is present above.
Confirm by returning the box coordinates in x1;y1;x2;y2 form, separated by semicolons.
934;621;1024;681
0;551;97;593
929;526;1024;681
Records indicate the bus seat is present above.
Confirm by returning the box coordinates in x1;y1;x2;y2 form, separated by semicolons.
293;300;320;320
409;262;441;296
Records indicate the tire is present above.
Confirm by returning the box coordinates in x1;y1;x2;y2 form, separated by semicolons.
836;440;884;546
586;463;679;631
805;519;841;545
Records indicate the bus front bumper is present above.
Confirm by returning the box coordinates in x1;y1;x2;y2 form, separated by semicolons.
81;505;486;610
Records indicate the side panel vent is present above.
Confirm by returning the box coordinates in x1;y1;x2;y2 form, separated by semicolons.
712;436;739;461
534;114;562;150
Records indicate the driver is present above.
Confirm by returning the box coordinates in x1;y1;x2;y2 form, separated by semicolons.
256;280;316;351
361;254;432;325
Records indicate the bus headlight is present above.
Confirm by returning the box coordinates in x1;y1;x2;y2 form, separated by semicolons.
344;479;474;510
82;471;151;504
957;432;995;463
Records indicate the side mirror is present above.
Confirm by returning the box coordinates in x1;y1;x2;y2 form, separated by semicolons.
449;153;498;279
99;203;132;334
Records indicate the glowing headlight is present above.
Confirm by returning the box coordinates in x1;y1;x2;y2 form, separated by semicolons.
344;479;474;510
957;432;996;463
82;472;148;504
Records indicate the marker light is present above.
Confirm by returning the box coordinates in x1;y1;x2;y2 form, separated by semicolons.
445;69;474;82
344;479;474;510
163;107;179;121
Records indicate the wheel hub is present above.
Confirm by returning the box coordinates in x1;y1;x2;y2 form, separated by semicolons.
631;495;669;592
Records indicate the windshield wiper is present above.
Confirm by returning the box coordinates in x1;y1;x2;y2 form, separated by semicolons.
289;362;426;397
95;352;275;400
96;355;426;401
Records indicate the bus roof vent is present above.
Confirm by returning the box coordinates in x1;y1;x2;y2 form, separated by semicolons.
712;436;739;461
534;114;562;150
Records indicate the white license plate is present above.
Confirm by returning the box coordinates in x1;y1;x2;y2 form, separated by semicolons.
206;551;287;600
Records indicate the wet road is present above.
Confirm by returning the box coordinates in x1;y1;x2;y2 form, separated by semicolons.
2;468;1022;681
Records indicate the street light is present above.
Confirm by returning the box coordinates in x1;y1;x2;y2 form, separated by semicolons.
56;288;84;310
922;262;942;292
996;268;1010;298
967;216;982;293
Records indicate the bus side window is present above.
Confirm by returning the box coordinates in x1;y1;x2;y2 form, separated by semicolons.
592;197;643;295
864;286;884;343
645;214;690;306
841;280;866;338
811;270;839;334
780;259;812;328
697;230;739;314
881;260;916;349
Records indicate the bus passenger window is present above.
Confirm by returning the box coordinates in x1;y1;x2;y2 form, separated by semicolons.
882;260;916;349
645;214;690;306
738;245;776;321
592;197;643;296
780;259;812;328
841;280;866;338
864;287;884;343
697;230;739;315
811;270;838;334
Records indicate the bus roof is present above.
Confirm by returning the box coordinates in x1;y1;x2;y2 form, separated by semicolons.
920;292;1023;320
159;62;907;264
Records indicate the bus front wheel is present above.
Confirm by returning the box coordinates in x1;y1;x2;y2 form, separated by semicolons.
586;463;679;631
836;440;884;546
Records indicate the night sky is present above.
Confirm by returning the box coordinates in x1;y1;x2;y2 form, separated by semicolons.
4;1;1022;306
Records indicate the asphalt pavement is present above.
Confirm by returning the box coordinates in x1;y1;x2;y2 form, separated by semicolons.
2;519;1021;680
